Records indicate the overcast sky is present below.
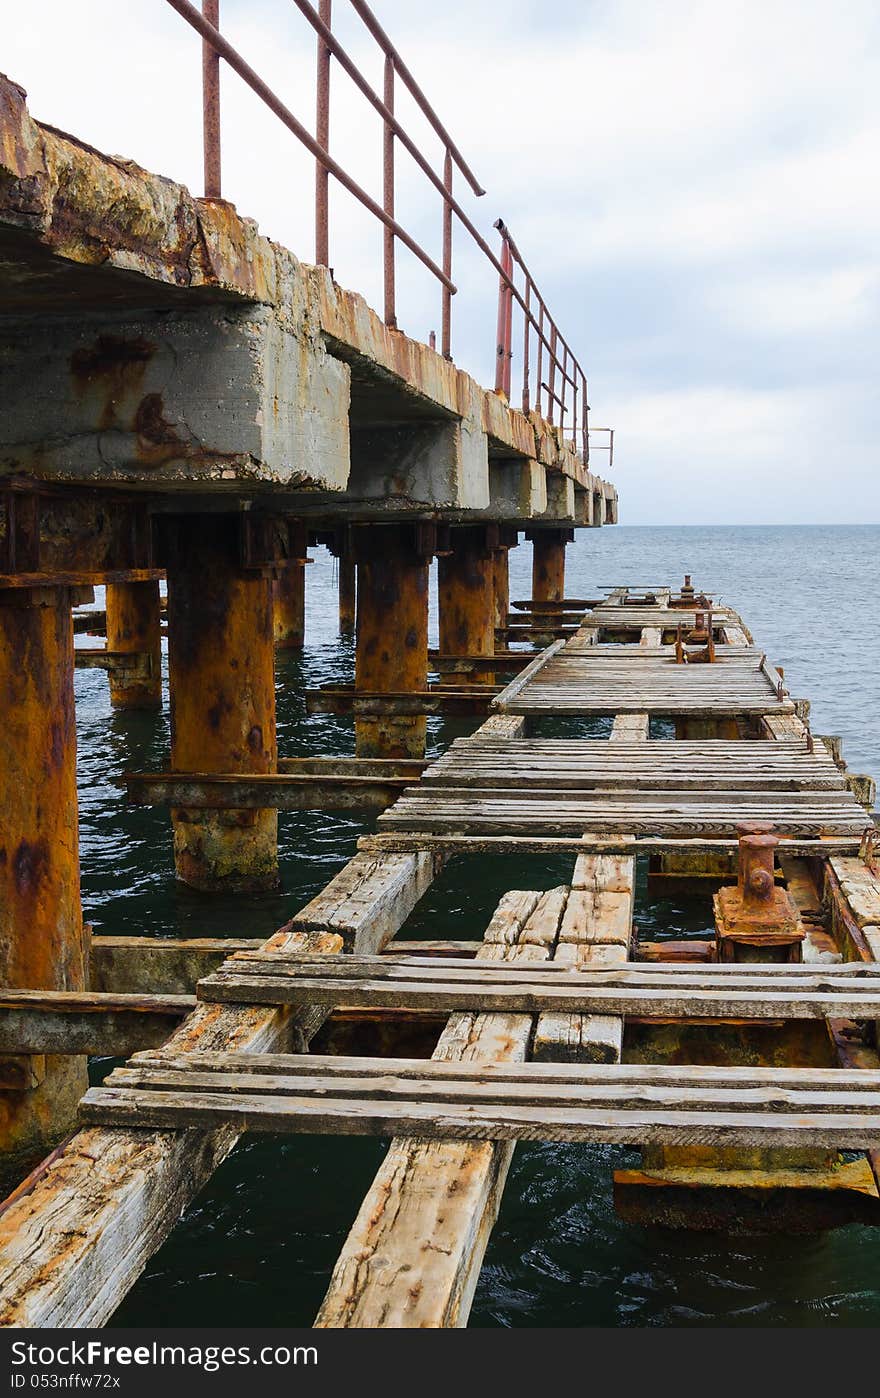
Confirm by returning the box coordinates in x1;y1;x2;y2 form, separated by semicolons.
6;1;879;523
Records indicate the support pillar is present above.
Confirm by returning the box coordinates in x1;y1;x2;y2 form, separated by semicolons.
528;527;573;604
273;566;305;650
165;516;279;893
105;578;162;709
272;520;308;651
338;553;356;636
354;524;429;758
438;526;496;684
0;587;87;1175
493;528;518;633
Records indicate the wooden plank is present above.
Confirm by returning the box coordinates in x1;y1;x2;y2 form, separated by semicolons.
491;640;565;711
89;937;264;996
0;990;195;1056
80;1080;880;1153
0;926;343;1328
358;833;863;857
197;965;880;1019
285;851;437;951
123;771;414;812
315;888;551;1329
0;847;435;1326
89;1052;880;1090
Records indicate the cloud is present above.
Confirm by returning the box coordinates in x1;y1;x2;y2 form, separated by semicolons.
4;0;879;521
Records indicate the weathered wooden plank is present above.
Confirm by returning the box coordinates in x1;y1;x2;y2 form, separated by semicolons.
85;1051;880;1088
87;1059;880;1111
0;990;194;1056
89;937;264;995
0;851;435;1326
491;640;565;712
0;926;343;1329
79;1087;880;1152
285;851;437;951
358;833;863;857
123;771;414;812
315;888;551;1329
197;969;880;1019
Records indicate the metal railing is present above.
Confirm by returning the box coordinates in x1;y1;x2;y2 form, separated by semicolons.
589;427;614;469
166;0;595;462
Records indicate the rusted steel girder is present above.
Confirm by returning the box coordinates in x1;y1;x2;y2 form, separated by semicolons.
353;524;430;759
164;515;279;893
438;526;496;686
527;527;574;605
104;579;162;709
0;587;87;1176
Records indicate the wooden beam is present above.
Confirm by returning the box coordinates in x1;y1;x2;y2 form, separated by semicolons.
81;1053;880;1151
0;990;194;1056
316;888;553;1328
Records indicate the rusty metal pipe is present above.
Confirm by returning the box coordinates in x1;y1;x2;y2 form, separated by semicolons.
347;0;485;196
441;148;453;359
165;515;279;893
438;527;496;686
202;0;221;198
314;0;331;266
354;525;429;759
273;566;305;650
383;54;396;329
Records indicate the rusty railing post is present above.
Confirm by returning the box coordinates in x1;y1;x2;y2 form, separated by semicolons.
536;301;544;418
522;278;531;414
441;148;453;357
383;53;397;328
315;0;331;266
547;324;558;425
494;228;513;398
202;0;221;197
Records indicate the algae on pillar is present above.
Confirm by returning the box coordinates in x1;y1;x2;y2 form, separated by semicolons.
164;515;279;892
0;587;87;1175
438;525;496;684
105;578;163;709
354;523;430;759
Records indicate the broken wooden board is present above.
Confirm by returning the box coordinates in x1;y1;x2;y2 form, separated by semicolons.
81;1053;880;1152
315;887;555;1328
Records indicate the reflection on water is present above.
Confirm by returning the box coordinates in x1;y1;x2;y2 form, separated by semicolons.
89;526;880;1326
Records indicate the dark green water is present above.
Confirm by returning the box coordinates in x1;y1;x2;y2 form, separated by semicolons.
75;524;880;1326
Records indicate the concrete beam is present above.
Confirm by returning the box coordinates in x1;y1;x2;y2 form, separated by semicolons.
0;308;350;492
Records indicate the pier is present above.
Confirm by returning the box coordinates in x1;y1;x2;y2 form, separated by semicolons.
1;0;879;1334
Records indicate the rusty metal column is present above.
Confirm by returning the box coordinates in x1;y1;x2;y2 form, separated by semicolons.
0;587;87;1174
273;520;308;651
105;579;162;709
528;527;573;604
354;524;429;758
165;515;278;892
438;526;496;684
273;568;305;650
338;553;356;636
493;527;517;632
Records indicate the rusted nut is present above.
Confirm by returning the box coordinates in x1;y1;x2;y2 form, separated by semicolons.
747;867;775;900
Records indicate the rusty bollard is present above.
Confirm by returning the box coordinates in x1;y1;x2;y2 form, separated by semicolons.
714;823;803;962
